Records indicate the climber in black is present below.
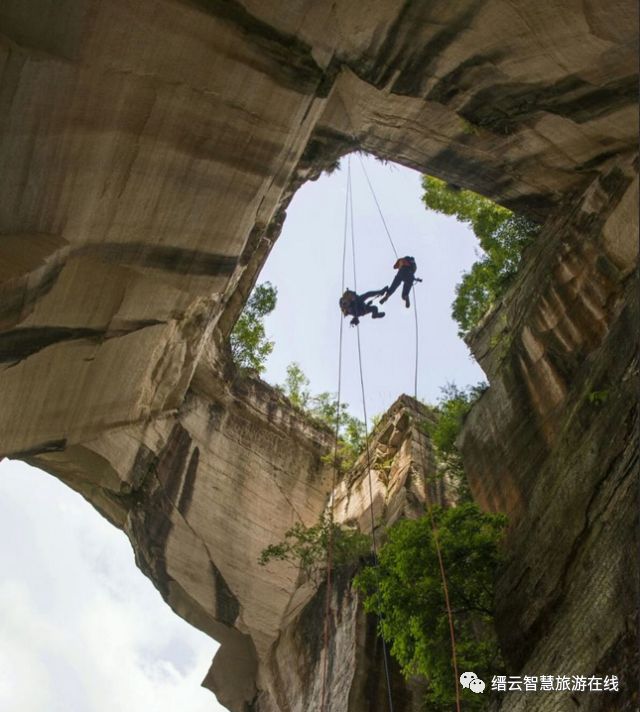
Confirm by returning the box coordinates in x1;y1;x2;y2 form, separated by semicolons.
339;287;387;326
379;256;421;308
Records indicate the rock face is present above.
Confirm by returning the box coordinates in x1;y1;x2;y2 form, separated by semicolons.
254;396;441;712
459;158;638;711
0;1;637;710
36;340;337;712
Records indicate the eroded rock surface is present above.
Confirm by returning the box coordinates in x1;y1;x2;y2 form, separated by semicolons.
256;396;440;712
0;1;637;710
460;159;638;710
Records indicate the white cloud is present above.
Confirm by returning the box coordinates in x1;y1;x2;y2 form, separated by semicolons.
0;459;228;712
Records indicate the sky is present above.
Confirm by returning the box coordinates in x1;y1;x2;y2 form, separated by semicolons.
259;155;486;422
0;156;486;711
0;459;226;712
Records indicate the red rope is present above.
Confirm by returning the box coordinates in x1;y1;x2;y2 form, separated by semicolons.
413;287;462;712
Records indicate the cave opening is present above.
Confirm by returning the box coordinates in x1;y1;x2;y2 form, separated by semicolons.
0;155;498;712
251;153;486;420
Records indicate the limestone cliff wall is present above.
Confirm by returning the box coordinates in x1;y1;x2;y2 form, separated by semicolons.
26;339;336;710
459;158;638;710
255;396;441;712
1;0;636;459
0;1;638;710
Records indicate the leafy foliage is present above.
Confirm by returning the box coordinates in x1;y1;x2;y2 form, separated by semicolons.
230;282;278;373
310;391;366;471
424;383;486;503
422;176;540;336
280;364;367;471
340;415;366;467
429;383;486;456
354;503;507;710
282;362;311;409
587;389;609;406
259;511;371;581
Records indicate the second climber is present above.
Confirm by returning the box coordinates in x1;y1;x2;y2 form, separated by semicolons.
379;256;421;308
339;288;387;326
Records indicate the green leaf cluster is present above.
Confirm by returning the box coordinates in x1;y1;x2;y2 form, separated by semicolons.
281;362;311;409
423;383;486;503
429;383;486;456
354;503;507;709
422;176;540;336
311;391;366;471
280;364;366;471
259;510;371;581
587;389;609;406
230;282;278;373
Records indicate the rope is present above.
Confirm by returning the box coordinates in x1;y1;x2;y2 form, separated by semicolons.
413;284;419;401
320;157;351;712
350;180;396;712
355;330;396;711
412;283;462;712
357;153;399;260
362;159;462;712
349;160;358;292
323;153;462;711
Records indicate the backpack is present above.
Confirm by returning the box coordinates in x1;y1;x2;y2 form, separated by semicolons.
339;290;357;314
394;256;416;271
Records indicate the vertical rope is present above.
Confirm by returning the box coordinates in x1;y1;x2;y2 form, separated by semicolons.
323;152;462;711
412;284;462;712
361;157;462;711
354;328;395;712
320;156;351;712
350;184;395;712
349;160;358;292
413;284;419;400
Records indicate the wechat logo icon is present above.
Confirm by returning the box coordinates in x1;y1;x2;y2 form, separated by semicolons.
460;671;485;694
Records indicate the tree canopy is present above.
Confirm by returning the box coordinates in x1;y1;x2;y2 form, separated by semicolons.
422;176;540;336
230;282;277;373
354;503;506;710
429;382;486;456
259;510;370;583
280;363;366;470
281;362;311;409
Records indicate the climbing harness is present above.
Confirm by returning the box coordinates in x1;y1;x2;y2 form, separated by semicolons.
320;152;462;712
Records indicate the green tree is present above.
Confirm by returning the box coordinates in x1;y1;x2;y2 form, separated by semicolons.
425;382;486;503
422;176;540;336
230;282;277;373
354;503;507;710
282;362;311;409
279;367;367;471
259;511;370;582
429;382;486;456
309;391;341;427
310;391;366;471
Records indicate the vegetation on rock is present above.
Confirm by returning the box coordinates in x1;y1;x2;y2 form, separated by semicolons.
259;511;370;582
230;282;278;373
422;176;540;337
280;362;366;471
429;382;486;456
354;503;507;710
425;382;486;502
